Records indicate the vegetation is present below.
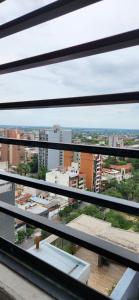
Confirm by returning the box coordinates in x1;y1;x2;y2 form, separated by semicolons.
103;157;127;168
37;166;48;180
127;158;139;169
41;230;50;240
108;283;117;296
16;226;35;244
59;204;139;232
62;244;76;255
17;163;30;175
29;154;38;173
102;171;139;202
26;227;34;238
16;230;26;244
17;154;48;180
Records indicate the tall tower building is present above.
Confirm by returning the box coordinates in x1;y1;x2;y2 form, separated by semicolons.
108;135;119;147
64;151;73;169
38;125;72;171
7;129;25;166
64;151;94;191
0;129;25;166
0;129;8;163
94;155;102;193
80;153;94;190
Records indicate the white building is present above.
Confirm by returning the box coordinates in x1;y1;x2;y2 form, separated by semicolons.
46;162;85;195
28;239;90;284
38;125;72;170
18;202;48;217
108;135;119;147
108;135;124;148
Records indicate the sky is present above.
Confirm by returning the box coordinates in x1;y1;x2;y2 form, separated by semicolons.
0;0;139;129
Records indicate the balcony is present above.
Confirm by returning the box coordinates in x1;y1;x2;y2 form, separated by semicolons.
0;0;139;299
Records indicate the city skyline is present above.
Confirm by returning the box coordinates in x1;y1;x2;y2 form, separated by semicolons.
0;0;139;128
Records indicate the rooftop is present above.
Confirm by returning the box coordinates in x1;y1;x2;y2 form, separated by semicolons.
68;215;139;253
28;239;90;283
18;203;48;215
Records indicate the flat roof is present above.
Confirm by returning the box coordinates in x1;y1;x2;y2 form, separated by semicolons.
28;240;90;280
18;203;48;214
31;196;49;206
27;205;48;214
68;215;139;253
46;214;139;253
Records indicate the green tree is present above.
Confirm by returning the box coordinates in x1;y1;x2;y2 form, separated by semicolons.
103;187;123;199
17;163;30;175
26;227;34;238
17;230;26;244
128;158;139;169
38;167;48;180
29;154;38;173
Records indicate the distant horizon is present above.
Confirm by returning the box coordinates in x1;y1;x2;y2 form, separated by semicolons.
0;124;139;132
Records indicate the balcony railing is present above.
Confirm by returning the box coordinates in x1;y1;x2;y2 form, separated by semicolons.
0;1;139;299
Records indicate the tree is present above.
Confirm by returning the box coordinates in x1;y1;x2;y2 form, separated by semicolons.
103;172;139;203
17;163;30;175
17;230;26;244
128;158;139;169
26;227;34;238
38;167;48;180
103;187;123;199
29;154;38;173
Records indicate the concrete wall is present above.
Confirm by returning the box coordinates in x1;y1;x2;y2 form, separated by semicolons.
111;268;139;300
0;264;52;300
0;182;15;243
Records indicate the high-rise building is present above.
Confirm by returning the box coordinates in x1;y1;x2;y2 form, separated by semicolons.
108;135;119;147
108;135;124;148
0;129;25;166
64;151;94;191
7;129;25;166
64;151;73;169
94;155;102;193
80;153;94;190
0;129;8;163
0;180;15;242
0;143;8;162
38;125;72;171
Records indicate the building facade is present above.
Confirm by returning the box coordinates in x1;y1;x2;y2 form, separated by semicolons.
7;129;25;166
94;155;102;193
46;162;86;204
38;125;72;171
108;135;124;148
0;180;15;242
0;129;25;166
64;151;94;191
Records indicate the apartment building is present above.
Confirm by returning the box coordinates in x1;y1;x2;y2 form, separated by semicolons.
7;129;25;166
46;162;86;203
94;155;102;193
108;135;124;148
0;180;15;242
64;151;94;190
38;125;72;170
0;129;25;166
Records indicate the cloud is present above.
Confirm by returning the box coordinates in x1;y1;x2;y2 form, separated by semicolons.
0;0;139;128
